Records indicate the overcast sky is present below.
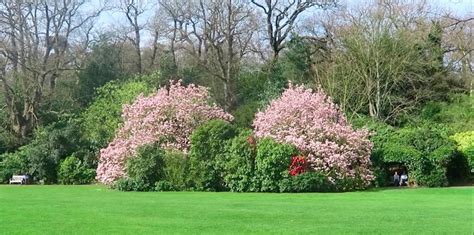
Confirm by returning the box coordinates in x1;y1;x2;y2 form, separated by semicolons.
93;0;472;27
90;0;473;45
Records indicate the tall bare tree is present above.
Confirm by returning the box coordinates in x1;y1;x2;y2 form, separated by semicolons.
251;0;335;61
160;0;256;110
442;15;474;96
0;0;102;139
116;0;150;74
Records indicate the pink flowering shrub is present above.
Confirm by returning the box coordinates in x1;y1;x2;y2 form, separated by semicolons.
97;81;233;184
253;84;374;188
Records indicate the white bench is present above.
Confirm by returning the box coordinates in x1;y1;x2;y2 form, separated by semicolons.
9;175;28;185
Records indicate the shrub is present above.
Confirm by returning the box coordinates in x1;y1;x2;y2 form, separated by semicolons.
97;81;233;185
223;130;257;192
163;150;188;190
0;152;29;183
279;172;332;193
288;156;308;176
446;151;470;184
254;138;298;192
450;131;474;172
76;38;126;106
82;79;153;150
188;120;237;191
0;126;18;155
371;123;464;187
232;101;261;128
253;84;374;189
126;143;165;187
58;156;95;185
418;95;474;133
155;180;176;191
465;146;474;173
113;178;150;192
0;119;90;184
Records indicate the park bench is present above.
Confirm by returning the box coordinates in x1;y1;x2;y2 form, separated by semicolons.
9;175;28;185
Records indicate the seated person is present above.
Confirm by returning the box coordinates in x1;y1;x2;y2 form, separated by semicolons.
400;173;408;186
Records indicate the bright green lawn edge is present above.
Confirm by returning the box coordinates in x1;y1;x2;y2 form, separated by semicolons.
0;185;472;234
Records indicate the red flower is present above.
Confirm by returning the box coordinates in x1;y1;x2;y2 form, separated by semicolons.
289;156;308;176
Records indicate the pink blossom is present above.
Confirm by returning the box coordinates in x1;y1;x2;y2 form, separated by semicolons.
97;81;233;184
253;84;374;188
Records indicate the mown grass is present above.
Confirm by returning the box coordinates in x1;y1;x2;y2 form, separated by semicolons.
0;185;472;234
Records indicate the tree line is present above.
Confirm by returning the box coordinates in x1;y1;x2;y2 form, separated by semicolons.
0;0;472;150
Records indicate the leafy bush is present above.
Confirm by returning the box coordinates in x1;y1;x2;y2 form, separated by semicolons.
279;172;331;193
0;152;28;183
254;138;298;192
97;81;233;185
113;178;150;192
163;150;188;190
0;119;91;184
370;123;465;187
232;101;261;128
223;130;257;192
58;156;95;185
450;131;474;172
446;151;471;184
254;84;374;189
418;95;474;133
0;126;18;155
465;146;474;173
155;180;176;191
188;120;237;191
82;79;153;150
126;143;165;188
76;37;126;105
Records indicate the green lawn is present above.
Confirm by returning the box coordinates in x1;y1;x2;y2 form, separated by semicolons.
0;185;472;234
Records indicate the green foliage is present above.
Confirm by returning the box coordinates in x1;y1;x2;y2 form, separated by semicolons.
279;172;331;193
235;70;267;104
28;120;90;183
162;150;188;191
157;53;178;81
76;36;126;105
465;146;474;173
259;63;287;106
0;127;17;155
315;20;463;124
0;119;91;184
369;122;465;187
232;101;260;128
113;178;150;192
0;151;28;183
254;138;299;192
58;156;95;185
126;143;165;188
450;131;474;151
81;79;153;149
223;130;257;192
155;180;176;192
450;131;474;176
39;79;83;125
446;151;471;184
418;95;474;132
188;120;237;191
277;35;327;86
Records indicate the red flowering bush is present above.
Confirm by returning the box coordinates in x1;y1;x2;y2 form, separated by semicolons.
253;84;374;188
289;156;308;176
96;81;233;185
